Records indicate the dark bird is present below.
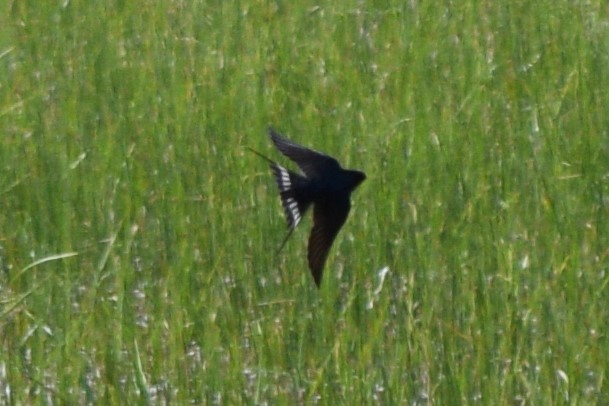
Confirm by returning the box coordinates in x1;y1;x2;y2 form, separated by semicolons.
250;128;366;287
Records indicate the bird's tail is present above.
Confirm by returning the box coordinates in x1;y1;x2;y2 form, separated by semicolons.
248;147;313;252
247;147;275;165
270;163;312;232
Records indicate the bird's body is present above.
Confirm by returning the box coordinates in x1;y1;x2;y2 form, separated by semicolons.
253;128;365;287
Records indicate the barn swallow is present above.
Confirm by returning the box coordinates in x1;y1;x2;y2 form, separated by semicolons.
251;128;366;287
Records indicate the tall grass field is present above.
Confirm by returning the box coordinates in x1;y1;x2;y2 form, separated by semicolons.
1;1;609;403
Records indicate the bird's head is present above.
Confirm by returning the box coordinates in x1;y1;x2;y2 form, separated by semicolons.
348;170;366;190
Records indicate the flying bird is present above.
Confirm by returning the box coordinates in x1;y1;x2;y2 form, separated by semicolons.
251;128;366;287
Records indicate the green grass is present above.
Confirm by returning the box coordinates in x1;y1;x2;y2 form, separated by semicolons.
2;0;609;403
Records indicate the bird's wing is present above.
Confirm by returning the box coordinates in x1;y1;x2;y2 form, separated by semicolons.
269;128;340;178
307;199;351;287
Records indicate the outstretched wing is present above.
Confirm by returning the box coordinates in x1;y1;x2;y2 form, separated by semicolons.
307;199;351;287
269;128;340;178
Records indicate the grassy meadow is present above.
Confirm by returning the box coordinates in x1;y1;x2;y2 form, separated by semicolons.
2;0;609;403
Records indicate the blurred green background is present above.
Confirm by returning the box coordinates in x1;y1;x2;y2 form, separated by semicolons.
1;0;609;403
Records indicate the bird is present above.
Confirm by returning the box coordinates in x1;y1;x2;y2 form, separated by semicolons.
250;128;366;287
